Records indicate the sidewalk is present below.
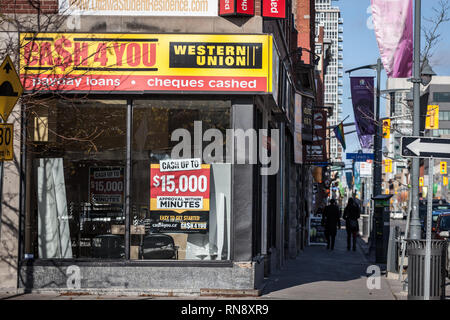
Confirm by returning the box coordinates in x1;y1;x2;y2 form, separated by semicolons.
356;234;408;300
4;228;446;300
358;234;450;300
0;229;397;300
260;228;396;300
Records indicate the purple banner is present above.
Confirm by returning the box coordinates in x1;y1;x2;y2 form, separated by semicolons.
371;0;413;78
351;77;375;149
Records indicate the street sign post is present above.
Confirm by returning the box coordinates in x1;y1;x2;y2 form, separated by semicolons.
424;158;434;300
0;55;23;122
401;135;450;300
401;137;450;159
346;153;374;162
0;54;22;243
0;124;13;161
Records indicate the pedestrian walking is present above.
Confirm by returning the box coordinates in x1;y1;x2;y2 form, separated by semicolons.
343;197;361;251
322;199;341;250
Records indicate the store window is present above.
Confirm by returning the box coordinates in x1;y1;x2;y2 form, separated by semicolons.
130;99;232;260
25;99;127;259
25;98;232;261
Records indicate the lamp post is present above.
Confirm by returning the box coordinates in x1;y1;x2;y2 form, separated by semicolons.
407;0;438;301
409;0;437;241
345;59;383;249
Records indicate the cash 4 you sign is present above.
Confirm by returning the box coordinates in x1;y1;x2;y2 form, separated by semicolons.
20;33;274;94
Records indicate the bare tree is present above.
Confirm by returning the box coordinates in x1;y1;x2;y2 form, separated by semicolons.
421;0;450;68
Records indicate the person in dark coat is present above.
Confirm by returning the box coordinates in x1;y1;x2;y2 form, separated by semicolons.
343;197;361;251
322;199;341;250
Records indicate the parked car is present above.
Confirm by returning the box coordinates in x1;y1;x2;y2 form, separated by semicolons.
419;200;450;237
422;211;444;238
435;213;450;239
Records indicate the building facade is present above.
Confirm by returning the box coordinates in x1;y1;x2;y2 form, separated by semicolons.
0;0;315;294
314;0;343;162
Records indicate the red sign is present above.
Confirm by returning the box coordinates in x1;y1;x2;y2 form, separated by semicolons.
219;0;235;15
150;164;210;213
262;0;285;18
22;75;267;93
219;0;254;16
236;0;254;15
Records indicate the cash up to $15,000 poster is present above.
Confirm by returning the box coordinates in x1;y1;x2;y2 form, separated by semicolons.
150;159;210;233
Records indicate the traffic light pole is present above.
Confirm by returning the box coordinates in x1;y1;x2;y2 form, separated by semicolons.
370;58;383;250
373;58;383;198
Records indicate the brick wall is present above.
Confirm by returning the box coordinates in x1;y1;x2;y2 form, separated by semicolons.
295;0;315;65
255;0;261;16
0;0;58;14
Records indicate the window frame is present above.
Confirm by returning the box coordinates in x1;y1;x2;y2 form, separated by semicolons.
20;95;235;265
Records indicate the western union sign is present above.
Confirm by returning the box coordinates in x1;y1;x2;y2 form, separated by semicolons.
20;33;273;93
169;43;263;68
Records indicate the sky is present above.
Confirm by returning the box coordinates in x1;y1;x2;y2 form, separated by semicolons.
338;0;450;166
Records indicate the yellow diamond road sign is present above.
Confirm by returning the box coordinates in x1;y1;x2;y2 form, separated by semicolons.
0;55;23;122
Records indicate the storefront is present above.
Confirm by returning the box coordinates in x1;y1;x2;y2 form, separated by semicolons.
17;32;281;293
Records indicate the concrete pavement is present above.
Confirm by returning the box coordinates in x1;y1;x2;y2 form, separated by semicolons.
0;228;410;300
260;228;397;300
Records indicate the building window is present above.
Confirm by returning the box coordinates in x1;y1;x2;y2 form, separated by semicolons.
26;99;127;259
25;98;232;261
439;111;450;121
433;92;450;103
131;99;231;261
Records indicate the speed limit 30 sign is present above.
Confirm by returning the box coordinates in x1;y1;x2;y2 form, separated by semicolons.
0;123;13;161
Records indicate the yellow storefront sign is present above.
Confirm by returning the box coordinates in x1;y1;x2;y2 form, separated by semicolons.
20;33;273;94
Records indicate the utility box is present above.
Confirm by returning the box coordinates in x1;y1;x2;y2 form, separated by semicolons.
372;195;393;264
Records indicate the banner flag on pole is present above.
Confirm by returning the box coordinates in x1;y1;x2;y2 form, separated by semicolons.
350;77;375;149
371;0;413;78
333;122;346;151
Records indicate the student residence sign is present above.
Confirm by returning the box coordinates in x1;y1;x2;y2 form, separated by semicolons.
59;0;218;16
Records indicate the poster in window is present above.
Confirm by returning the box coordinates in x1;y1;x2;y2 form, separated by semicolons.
89;167;124;204
150;159;210;233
